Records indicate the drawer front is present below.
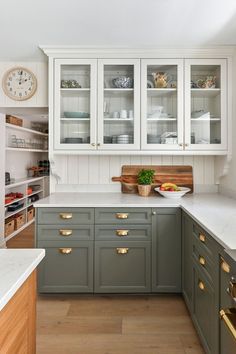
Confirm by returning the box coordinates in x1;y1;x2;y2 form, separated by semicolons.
193;223;215;259
193;238;214;284
37;240;93;293
95;208;151;224
37;208;94;225
37;225;94;241
95;224;151;241
94;241;151;293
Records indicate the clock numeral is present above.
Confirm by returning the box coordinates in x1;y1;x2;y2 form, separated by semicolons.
25;91;27;95
19;93;22;97
9;77;12;81
9;88;12;92
29;87;32;91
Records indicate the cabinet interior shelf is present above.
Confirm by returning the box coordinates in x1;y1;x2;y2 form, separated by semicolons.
5;190;43;208
191;118;221;122
104;118;134;122
4;218;35;242
147;118;177;121
60;118;90;121
60;88;90;91
5;177;45;189
6;123;48;137
191;88;221;97
147;88;177;97
6;147;48;152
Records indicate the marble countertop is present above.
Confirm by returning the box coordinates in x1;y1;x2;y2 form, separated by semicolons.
34;192;236;250
0;249;45;311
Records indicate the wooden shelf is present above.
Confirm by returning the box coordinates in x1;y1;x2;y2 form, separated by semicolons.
5;218;35;242
5;123;48;137
6;147;48;152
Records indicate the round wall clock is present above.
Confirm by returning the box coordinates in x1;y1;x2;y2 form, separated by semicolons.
2;67;37;101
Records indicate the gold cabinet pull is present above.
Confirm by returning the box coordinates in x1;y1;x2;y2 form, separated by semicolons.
198;280;205;291
116;213;129;219
60;213;73;220
199;233;206;243
221;258;230;273
199;256;206;266
220;309;236;340
59;229;73;237
59;248;72;255
116;230;129;237
116;247;129;255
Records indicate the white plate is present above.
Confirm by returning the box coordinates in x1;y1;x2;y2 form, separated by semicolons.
155;187;191;199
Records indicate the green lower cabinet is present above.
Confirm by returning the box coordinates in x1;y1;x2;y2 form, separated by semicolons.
193;263;217;354
152;208;181;293
220;321;236;354
37;240;93;293
94;241;151;293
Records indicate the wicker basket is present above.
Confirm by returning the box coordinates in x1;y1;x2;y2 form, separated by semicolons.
15;214;25;230
5;218;15;237
27;208;34;222
6;115;23;127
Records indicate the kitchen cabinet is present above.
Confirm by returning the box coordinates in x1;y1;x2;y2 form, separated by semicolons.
41;47;231;155
152;208;181;292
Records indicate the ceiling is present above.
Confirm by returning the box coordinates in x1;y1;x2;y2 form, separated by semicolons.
1;0;236;61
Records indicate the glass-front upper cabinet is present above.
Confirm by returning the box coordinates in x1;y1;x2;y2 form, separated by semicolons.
97;59;140;150
185;59;227;151
54;59;97;150
141;59;184;150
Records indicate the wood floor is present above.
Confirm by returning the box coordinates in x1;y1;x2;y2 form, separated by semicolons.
7;224;205;354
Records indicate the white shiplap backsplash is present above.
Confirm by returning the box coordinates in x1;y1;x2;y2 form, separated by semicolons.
52;155;217;193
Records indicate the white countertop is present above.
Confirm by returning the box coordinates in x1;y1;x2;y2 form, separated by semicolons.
34;192;236;250
0;249;45;311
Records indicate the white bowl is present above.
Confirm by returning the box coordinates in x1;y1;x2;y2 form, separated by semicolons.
155;187;191;199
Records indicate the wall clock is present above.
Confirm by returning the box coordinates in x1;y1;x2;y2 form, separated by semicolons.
2;67;37;101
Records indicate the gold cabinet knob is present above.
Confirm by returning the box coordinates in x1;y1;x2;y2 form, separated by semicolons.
59;248;72;255
179;143;183;147
116;230;129;237
221;258;230;273
198;280;205;291
185;143;189;147
59;229;73;237
116;248;129;255
97;143;101;147
91;143;96;147
116;213;129;219
60;213;73;220
199;233;206;243
199;256;206;266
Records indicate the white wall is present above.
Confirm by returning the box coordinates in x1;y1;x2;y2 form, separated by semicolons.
51;154;217;193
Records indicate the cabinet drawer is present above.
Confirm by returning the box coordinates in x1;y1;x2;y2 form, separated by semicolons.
193;223;215;259
95;208;151;224
193;238;214;283
37;225;94;241
37;208;94;225
95;224;151;241
37;240;93;293
94;241;151;293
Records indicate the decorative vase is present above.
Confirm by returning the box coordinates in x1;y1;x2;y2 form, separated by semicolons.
138;185;151;197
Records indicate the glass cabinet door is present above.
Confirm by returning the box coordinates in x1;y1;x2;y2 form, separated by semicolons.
97;59;140;150
141;59;184;150
54;59;97;150
185;59;227;151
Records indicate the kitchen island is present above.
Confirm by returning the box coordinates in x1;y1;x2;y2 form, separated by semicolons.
0;249;45;354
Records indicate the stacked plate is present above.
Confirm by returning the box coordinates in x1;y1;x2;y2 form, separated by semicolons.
117;135;133;144
147;134;161;144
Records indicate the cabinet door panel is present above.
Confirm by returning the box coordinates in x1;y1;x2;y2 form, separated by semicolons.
152;208;181;292
95;208;151;224
95;224;151;241
37;208;94;225
37;224;94;241
37;240;93;293
95;241;151;293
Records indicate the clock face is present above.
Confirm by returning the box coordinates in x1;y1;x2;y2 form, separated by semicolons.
2;67;37;101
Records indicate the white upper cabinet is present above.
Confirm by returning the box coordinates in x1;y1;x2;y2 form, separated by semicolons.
54;59;97;150
141;59;184;150
184;59;227;151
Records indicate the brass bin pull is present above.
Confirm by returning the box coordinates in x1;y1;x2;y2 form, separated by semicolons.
116;213;129;219
59;248;72;255
116;248;129;255
221;258;231;273
199;234;206;243
116;230;129;237
199;256;206;266
60;213;73;220
59;229;73;237
220;309;236;340
198;280;205;291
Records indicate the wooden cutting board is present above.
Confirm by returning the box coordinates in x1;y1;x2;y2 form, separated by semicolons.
112;165;193;194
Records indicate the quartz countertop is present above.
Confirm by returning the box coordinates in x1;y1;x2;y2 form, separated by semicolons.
34;192;236;250
0;249;45;311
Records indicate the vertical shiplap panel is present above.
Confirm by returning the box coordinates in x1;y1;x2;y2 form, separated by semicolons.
109;156;121;183
204;156;215;185
88;156;99;184
67;155;79;184
141;156;152;165
120;156;131;166
151;156;162;165
183;156;194;166
58;156;68;184
130;155;142;165
78;155;89;184
193;156;204;185
172;156;184;165
162;155;173;165
99;156;110;184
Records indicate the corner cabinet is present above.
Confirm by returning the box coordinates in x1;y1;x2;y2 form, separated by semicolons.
43;48;232;155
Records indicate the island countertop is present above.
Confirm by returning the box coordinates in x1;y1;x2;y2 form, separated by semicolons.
0;249;45;311
34;192;236;250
